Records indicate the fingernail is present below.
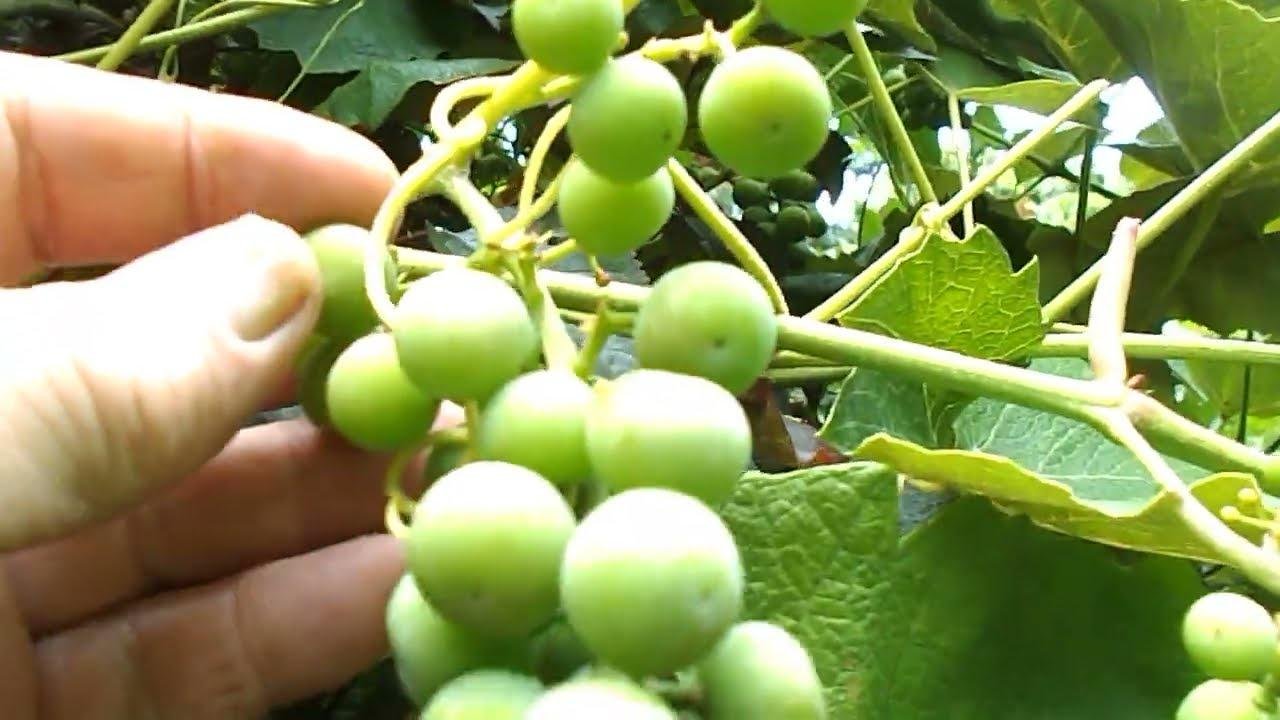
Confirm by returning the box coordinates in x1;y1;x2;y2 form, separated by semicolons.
228;215;319;341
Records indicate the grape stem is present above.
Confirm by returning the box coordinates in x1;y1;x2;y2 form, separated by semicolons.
946;93;975;237
667;160;790;314
802;222;929;322
55;4;289;64
573;300;617;379
1043;107;1280;323
93;0;176;70
843;23;938;205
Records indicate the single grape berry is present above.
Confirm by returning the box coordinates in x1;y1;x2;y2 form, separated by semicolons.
586;370;752;505
569;56;688;182
385;574;526;707
560;488;744;678
732;177;772;207
295;336;345;427
699;47;833;179
304;224;395;342
776;204;812;243
1182;592;1279;681
421;670;544;720
557;157;675;256
524;676;676;719
477;369;594;487
694;165;726;188
634;262;777;396
762;0;867;37
741;206;772;225
1176;679;1271;720
325;333;439;452
529;621;595;685
769;169;820;201
511;0;622;75
698;622;826;720
805;205;828;237
408;461;576;638
394;268;538;402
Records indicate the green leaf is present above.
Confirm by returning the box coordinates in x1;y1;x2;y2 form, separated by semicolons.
927;47;1102;121
987;0;1129;81
836;225;1045;360
817;369;939;452
855;432;1266;563
722;464;1202;719
952;358;1207;497
866;0;936;50
1076;0;1280;192
1163;320;1280;417
252;0;445;74
316;58;519;127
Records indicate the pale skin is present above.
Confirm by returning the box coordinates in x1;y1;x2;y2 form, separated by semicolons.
0;51;447;718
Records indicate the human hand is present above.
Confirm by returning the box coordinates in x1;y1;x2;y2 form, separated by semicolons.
0;51;419;719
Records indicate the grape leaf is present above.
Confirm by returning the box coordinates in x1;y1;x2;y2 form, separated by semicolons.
926;46;1103;123
252;0;445;74
836;225;1045;360
722;463;1203;719
866;0;937;50
987;0;1129;81
316;58;519;127
817;369;940;452
1075;0;1280;193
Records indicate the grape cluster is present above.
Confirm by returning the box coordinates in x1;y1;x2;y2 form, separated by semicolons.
290;1;850;715
731;171;829;243
1176;592;1280;719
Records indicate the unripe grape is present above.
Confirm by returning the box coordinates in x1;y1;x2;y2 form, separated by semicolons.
699;47;832;179
420;670;543;720
560;488;744;677
1176;679;1271;720
325;333;439;451
295;336;344;427
698;621;826;720
762;0;867;37
394;268;538;402
569;56;689;182
477;369;594;486
524;676;676;719
633;262;777;395
732;177;772;207
776;204;812;243
512;0;623;75
407;461;576;638
385;574;526;707
1182;592;1279;681
304;223;395;342
769;169;820;201
557;158;675;256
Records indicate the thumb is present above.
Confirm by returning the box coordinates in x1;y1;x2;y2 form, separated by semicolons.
0;214;322;550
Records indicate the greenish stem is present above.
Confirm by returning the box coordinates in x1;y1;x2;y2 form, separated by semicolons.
947;93;974;236
833;76;919;123
57;5;283;64
968;121;1119;201
925;79;1110;227
93;0;178;70
573;301;616;379
1032;332;1280;366
667;159;789;314
537;240;579;267
1073;129;1096;239
1086;218;1139;386
802;224;927;322
1125;392;1280;485
1044;108;1280;323
765;366;854;385
844;24;938;204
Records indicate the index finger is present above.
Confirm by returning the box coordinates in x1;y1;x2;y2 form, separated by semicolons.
0;51;398;285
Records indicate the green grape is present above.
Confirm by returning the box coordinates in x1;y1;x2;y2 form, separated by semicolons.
476;369;594;487
761;0;867;37
560;488;744;678
524;676;677;719
1176;680;1271;720
755;221;778;240
511;0;622;76
325;333;440;451
698;47;832;179
633;262;777;396
295;335;345;427
394;268;538;402
586;370;752;505
775;205;811;243
568;56;689;182
304;223;395;342
1182;592;1279;681
741;206;772;225
805;205;828;237
732;177;772;207
557;157;675;256
694;166;726;188
768;169;819;201
385;574;526;708
423;442;467;485
407;461;577;638
698;622;825;720
529;621;595;685
420;670;544;720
